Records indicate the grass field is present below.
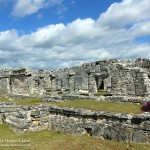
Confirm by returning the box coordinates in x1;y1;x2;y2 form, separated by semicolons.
0;97;143;114
14;98;41;105
0;98;148;149
52;99;142;114
0;97;41;105
0;124;150;150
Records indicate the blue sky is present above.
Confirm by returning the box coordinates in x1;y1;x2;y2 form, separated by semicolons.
0;0;122;32
0;0;150;69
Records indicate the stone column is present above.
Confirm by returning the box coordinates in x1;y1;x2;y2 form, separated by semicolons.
2;70;11;94
56;79;62;91
50;74;57;92
27;76;34;95
69;72;75;93
39;77;45;96
88;70;97;95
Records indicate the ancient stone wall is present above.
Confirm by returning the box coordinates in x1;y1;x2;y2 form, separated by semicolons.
0;59;150;97
0;102;150;144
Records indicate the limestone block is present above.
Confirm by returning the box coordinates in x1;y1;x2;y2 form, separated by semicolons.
132;130;149;143
31;110;40;117
6;116;31;129
0;114;3;124
78;89;89;95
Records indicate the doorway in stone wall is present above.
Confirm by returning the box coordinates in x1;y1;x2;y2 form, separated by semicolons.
99;80;104;90
95;77;104;91
9;78;12;93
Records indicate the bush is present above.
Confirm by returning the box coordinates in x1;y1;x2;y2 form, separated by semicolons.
141;102;150;112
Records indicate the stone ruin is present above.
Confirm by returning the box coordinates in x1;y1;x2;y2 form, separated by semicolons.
0;58;150;98
1;58;150;144
1;103;150;144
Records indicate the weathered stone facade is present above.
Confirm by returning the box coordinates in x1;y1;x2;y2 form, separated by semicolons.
1;59;150;144
0;58;150;97
0;102;150;144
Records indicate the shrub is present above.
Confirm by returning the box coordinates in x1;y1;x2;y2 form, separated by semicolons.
141;102;150;112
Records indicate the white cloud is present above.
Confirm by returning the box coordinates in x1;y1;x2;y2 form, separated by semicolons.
1;0;150;69
130;21;150;37
12;0;63;18
97;0;150;29
12;0;43;18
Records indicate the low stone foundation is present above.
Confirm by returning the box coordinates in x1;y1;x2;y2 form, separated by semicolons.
42;95;150;105
0;102;150;144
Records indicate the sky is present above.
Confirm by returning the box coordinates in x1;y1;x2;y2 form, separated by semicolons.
0;0;150;70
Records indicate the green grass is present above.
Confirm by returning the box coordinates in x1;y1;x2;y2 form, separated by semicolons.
0;97;10;102
14;98;41;105
50;100;142;114
94;90;111;96
0;124;149;150
0;97;142;114
0;97;41;105
0;98;147;149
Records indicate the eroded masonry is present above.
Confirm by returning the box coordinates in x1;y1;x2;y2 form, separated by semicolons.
0;58;150;97
1;58;150;144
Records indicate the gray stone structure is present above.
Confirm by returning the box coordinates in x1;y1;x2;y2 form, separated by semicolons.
1;59;150;144
0;102;150;144
0;58;150;97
